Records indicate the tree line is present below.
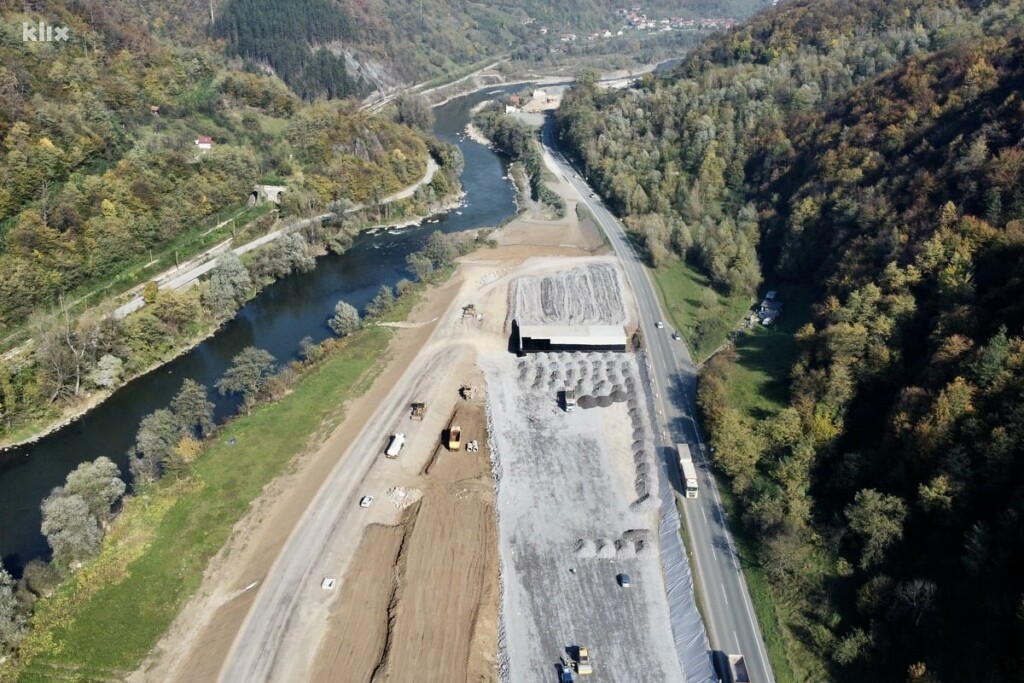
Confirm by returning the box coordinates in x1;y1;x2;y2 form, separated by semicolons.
473;103;566;217
558;0;1024;679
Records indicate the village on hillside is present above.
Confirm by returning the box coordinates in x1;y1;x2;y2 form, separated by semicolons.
520;5;738;43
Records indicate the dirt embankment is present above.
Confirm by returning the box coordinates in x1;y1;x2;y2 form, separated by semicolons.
311;396;499;683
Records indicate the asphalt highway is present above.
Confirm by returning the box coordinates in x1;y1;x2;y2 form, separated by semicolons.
542;121;776;683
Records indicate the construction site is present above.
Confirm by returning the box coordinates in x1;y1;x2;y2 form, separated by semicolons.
133;112;695;683
484;264;683;681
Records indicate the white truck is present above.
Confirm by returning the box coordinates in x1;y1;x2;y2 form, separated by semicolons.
564;388;577;412
677;443;699;499
713;652;750;683
385;433;406;458
727;654;750;683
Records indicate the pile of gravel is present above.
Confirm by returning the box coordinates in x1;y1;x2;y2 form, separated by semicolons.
509;263;628;326
515;351;660;508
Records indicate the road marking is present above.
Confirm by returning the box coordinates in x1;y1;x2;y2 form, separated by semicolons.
722;583;729;605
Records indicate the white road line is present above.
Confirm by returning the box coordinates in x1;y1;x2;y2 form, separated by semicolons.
722;583;729;605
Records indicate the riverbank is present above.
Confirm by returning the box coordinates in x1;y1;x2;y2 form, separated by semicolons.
0;323;221;453
0;167;459;452
2;269;458;682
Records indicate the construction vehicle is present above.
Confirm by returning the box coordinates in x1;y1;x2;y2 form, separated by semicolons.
459;384;474;400
575;646;593;675
563;388;577;412
410;402;426;420
462;303;476;317
677;443;699;498
385;433;406;458
448;425;462;451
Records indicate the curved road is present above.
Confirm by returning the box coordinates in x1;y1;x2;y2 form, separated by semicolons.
542;121;776;683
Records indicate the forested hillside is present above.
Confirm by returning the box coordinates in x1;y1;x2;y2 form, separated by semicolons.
211;0;772;93
557;0;1024;680
213;0;362;100
0;0;442;443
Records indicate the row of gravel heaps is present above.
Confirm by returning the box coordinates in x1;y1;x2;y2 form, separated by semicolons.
516;350;660;513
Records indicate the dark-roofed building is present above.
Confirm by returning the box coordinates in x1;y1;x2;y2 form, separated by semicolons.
514;322;628;354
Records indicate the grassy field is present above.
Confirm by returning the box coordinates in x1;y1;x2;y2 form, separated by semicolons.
725;285;813;419
649;258;754;362
7;289;427;682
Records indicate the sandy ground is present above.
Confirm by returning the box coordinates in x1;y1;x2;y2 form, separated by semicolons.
132;171;607;682
310;394;498;682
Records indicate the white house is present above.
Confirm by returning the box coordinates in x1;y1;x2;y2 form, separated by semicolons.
195;135;213;151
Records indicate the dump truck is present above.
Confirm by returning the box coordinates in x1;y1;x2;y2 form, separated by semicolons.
727;654;750;683
677;443;699;499
385;433;406;458
564;388;577;412
410;402;426;420
448;425;462;451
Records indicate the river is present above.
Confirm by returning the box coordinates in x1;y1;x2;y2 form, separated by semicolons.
0;86;523;575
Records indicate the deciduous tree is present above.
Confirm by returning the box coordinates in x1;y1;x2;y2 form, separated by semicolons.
328;299;361;336
63;456;125;522
216;347;276;414
40;491;102;565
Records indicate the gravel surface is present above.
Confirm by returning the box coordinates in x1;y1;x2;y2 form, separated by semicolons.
485;350;682;682
509;263;628;326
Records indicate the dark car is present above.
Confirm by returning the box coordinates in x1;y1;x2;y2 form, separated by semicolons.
617;573;631;587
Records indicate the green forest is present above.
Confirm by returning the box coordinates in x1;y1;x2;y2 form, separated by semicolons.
557;0;1024;680
213;0;362;100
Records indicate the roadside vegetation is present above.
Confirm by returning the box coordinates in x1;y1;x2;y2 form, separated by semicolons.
0;230;479;680
557;0;1024;680
650;258;752;363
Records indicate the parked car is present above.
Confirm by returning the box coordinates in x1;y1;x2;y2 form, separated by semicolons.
617;573;631;587
359;495;374;508
672;331;681;341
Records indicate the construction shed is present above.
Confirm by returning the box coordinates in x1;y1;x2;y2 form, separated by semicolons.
514;323;628;354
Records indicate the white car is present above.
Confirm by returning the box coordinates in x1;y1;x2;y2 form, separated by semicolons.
655;321;664;329
359;495;374;508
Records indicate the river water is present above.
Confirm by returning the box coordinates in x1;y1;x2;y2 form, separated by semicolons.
0;86;523;575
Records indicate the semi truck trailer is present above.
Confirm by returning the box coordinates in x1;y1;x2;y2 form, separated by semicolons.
677;443;699;499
